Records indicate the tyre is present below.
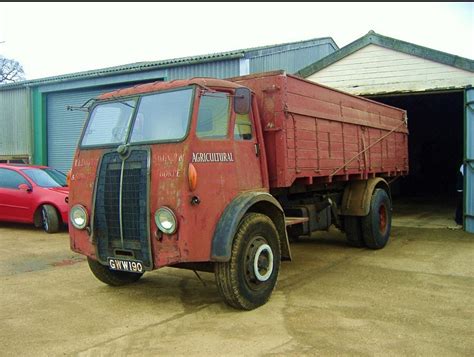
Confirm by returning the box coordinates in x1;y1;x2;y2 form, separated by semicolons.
361;189;392;249
215;213;281;310
344;216;365;247
87;257;143;286
41;204;59;233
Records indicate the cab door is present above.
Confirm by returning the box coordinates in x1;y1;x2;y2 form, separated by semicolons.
232;106;264;190
181;89;265;263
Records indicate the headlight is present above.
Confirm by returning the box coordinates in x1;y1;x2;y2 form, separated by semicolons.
70;204;88;230
154;207;177;234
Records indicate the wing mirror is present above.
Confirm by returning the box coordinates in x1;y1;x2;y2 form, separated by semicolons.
234;87;251;115
18;184;32;192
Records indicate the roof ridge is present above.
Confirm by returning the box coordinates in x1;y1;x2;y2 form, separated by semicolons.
297;31;474;78
0;36;337;90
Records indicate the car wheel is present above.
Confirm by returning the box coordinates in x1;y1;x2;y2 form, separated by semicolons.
41;204;59;233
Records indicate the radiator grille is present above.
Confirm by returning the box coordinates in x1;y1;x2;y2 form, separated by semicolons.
94;150;151;268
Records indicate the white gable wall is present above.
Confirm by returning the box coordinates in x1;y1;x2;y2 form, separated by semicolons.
306;44;474;95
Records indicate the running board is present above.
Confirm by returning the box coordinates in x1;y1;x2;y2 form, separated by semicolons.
285;217;309;226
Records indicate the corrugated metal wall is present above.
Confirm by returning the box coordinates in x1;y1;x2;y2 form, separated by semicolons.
0;87;32;159
249;43;335;74
166;41;336;80
167;59;241;80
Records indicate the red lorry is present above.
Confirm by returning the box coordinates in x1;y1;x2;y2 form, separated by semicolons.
68;71;408;310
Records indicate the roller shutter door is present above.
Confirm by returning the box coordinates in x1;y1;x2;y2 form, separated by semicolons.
47;86;128;173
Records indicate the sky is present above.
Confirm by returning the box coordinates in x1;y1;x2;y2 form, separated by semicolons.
0;2;473;81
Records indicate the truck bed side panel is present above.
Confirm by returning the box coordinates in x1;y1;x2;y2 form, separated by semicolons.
233;72;409;188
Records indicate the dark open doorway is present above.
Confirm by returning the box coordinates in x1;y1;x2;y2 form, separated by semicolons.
368;91;464;228
369;91;464;197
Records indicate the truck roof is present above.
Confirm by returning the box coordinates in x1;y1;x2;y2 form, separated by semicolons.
99;77;244;100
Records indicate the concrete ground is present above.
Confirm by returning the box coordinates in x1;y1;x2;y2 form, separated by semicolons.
0;203;473;356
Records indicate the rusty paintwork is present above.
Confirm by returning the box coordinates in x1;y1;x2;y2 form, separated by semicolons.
98;78;244;101
69;82;268;269
232;71;409;188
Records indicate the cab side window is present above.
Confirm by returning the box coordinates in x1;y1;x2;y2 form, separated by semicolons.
234;113;253;140
0;168;29;189
196;93;229;139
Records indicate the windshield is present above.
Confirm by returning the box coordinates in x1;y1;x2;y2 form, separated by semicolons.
81;100;136;147
130;88;193;143
23;168;67;188
80;88;194;147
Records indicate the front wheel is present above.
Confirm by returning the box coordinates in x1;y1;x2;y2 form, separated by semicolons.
361;189;392;249
87;258;143;286
215;213;281;310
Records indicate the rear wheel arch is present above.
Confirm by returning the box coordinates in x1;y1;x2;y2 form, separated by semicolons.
340;178;391;217
211;192;291;262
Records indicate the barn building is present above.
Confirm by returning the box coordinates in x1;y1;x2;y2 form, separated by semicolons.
298;31;474;232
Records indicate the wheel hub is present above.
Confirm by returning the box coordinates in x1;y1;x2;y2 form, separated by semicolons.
245;236;274;288
253;244;273;282
42;208;49;230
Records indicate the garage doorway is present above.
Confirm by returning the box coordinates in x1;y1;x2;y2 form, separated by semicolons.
369;91;464;228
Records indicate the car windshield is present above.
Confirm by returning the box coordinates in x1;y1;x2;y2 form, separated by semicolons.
23;168;67;188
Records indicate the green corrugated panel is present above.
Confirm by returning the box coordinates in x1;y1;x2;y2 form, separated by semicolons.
0;87;32;158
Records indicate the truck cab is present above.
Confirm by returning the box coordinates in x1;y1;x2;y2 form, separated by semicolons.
69;78;287;310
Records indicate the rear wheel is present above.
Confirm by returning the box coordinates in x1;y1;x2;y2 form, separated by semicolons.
344;216;365;247
87;257;143;286
215;213;281;310
41;204;59;233
361;189;392;249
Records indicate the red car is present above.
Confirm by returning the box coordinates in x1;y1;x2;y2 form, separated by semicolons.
0;164;69;233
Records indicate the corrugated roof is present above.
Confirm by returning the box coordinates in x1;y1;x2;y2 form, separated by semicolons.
297;31;474;78
0;36;336;91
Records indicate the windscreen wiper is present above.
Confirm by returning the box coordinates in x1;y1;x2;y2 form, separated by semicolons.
111;96;135;109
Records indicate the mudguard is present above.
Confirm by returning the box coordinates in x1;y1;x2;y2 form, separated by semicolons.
211;191;290;262
340;178;391;216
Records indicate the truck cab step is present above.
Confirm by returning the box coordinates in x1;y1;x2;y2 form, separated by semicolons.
285;217;309;227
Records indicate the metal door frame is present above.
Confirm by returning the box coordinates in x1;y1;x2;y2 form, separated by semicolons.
464;86;474;233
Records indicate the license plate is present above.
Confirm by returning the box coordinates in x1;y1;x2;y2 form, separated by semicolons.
108;258;144;273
